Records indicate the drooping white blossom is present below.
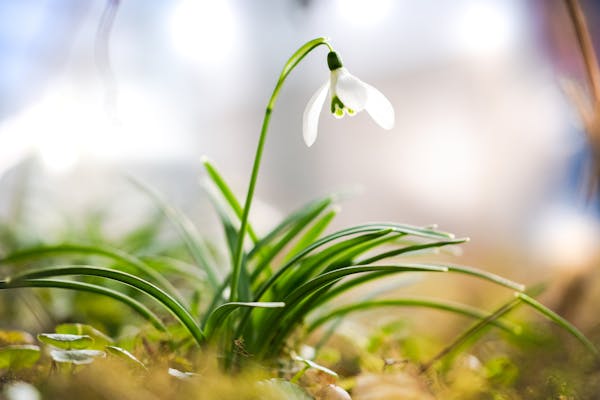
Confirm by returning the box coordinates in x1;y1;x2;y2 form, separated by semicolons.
302;51;395;147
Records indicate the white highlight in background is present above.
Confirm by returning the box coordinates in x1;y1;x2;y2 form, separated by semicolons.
532;207;600;271
169;0;237;68
451;0;520;57
0;86;192;174
336;0;393;28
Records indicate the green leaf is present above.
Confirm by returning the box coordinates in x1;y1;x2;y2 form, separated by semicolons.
0;345;40;370
0;243;183;302
0;278;166;332
517;292;599;357
37;333;94;350
55;324;113;348
249;198;333;280
202;158;259;244
127;176;220;290
249;197;332;262
284;208;338;262
306;298;521;335
254;223;454;301
258;379;312;400
49;349;105;365
203;301;285;338
292;354;338;377
4;265;204;345
274;230;396;296
119;211;165;252
168;367;198;380
254;265;449;357
357;238;469;265
106;345;146;370
205;185;241;259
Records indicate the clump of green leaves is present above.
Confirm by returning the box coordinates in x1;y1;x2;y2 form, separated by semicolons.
0;39;597;386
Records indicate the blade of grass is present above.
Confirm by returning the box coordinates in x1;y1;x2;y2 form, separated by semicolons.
420;296;523;372
252;265;449;355
253;224;440;301
8;265;205;345
306;298;521;335
284;208;338;262
249;199;332;282
248;196;333;264
202;158;259;244
204;186;252;300
140;256;206;284
204;185;242;260
357;238;469;265
127;176;220;290
203;301;285;338
119;211;165;252
445;265;525;292
517;292;599;357
0;243;184;303
0;278;166;331
271;230;397;297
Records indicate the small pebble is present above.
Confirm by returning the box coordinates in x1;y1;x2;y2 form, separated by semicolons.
316;384;352;400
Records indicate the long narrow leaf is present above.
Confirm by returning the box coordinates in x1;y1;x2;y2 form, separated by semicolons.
517;292;599;357
8;265;205;345
284;208;338;262
203;301;284;338
357;238;469;265
0;278;166;331
251;265;449;355
271;230;396;297
248;197;333;263
202;158;259;244
253;223;456;301
445;265;525;292
306;298;521;335
250;199;333;282
127;177;220;290
0;243;183;303
420;296;523;372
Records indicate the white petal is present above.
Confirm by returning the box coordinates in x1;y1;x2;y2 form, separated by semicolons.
302;82;329;147
364;83;395;130
334;68;368;112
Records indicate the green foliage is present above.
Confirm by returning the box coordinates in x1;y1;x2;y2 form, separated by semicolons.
49;349;105;365
0;38;596;399
37;334;94;350
0;165;596;371
0;345;40;370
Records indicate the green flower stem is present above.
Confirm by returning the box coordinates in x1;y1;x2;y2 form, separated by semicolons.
0;278;166;332
230;37;333;302
7;265;205;346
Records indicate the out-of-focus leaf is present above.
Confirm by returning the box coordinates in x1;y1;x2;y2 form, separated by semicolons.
55;324;113;348
37;333;94;350
258;379;312;400
0;345;40;370
106;345;146;370
49;349;105;365
168;367;198;380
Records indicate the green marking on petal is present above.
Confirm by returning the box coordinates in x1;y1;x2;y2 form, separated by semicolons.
331;96;345;116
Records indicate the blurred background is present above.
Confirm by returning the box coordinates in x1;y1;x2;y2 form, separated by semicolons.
1;0;600;289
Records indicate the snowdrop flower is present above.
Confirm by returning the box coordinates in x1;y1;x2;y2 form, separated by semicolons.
302;51;395;147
